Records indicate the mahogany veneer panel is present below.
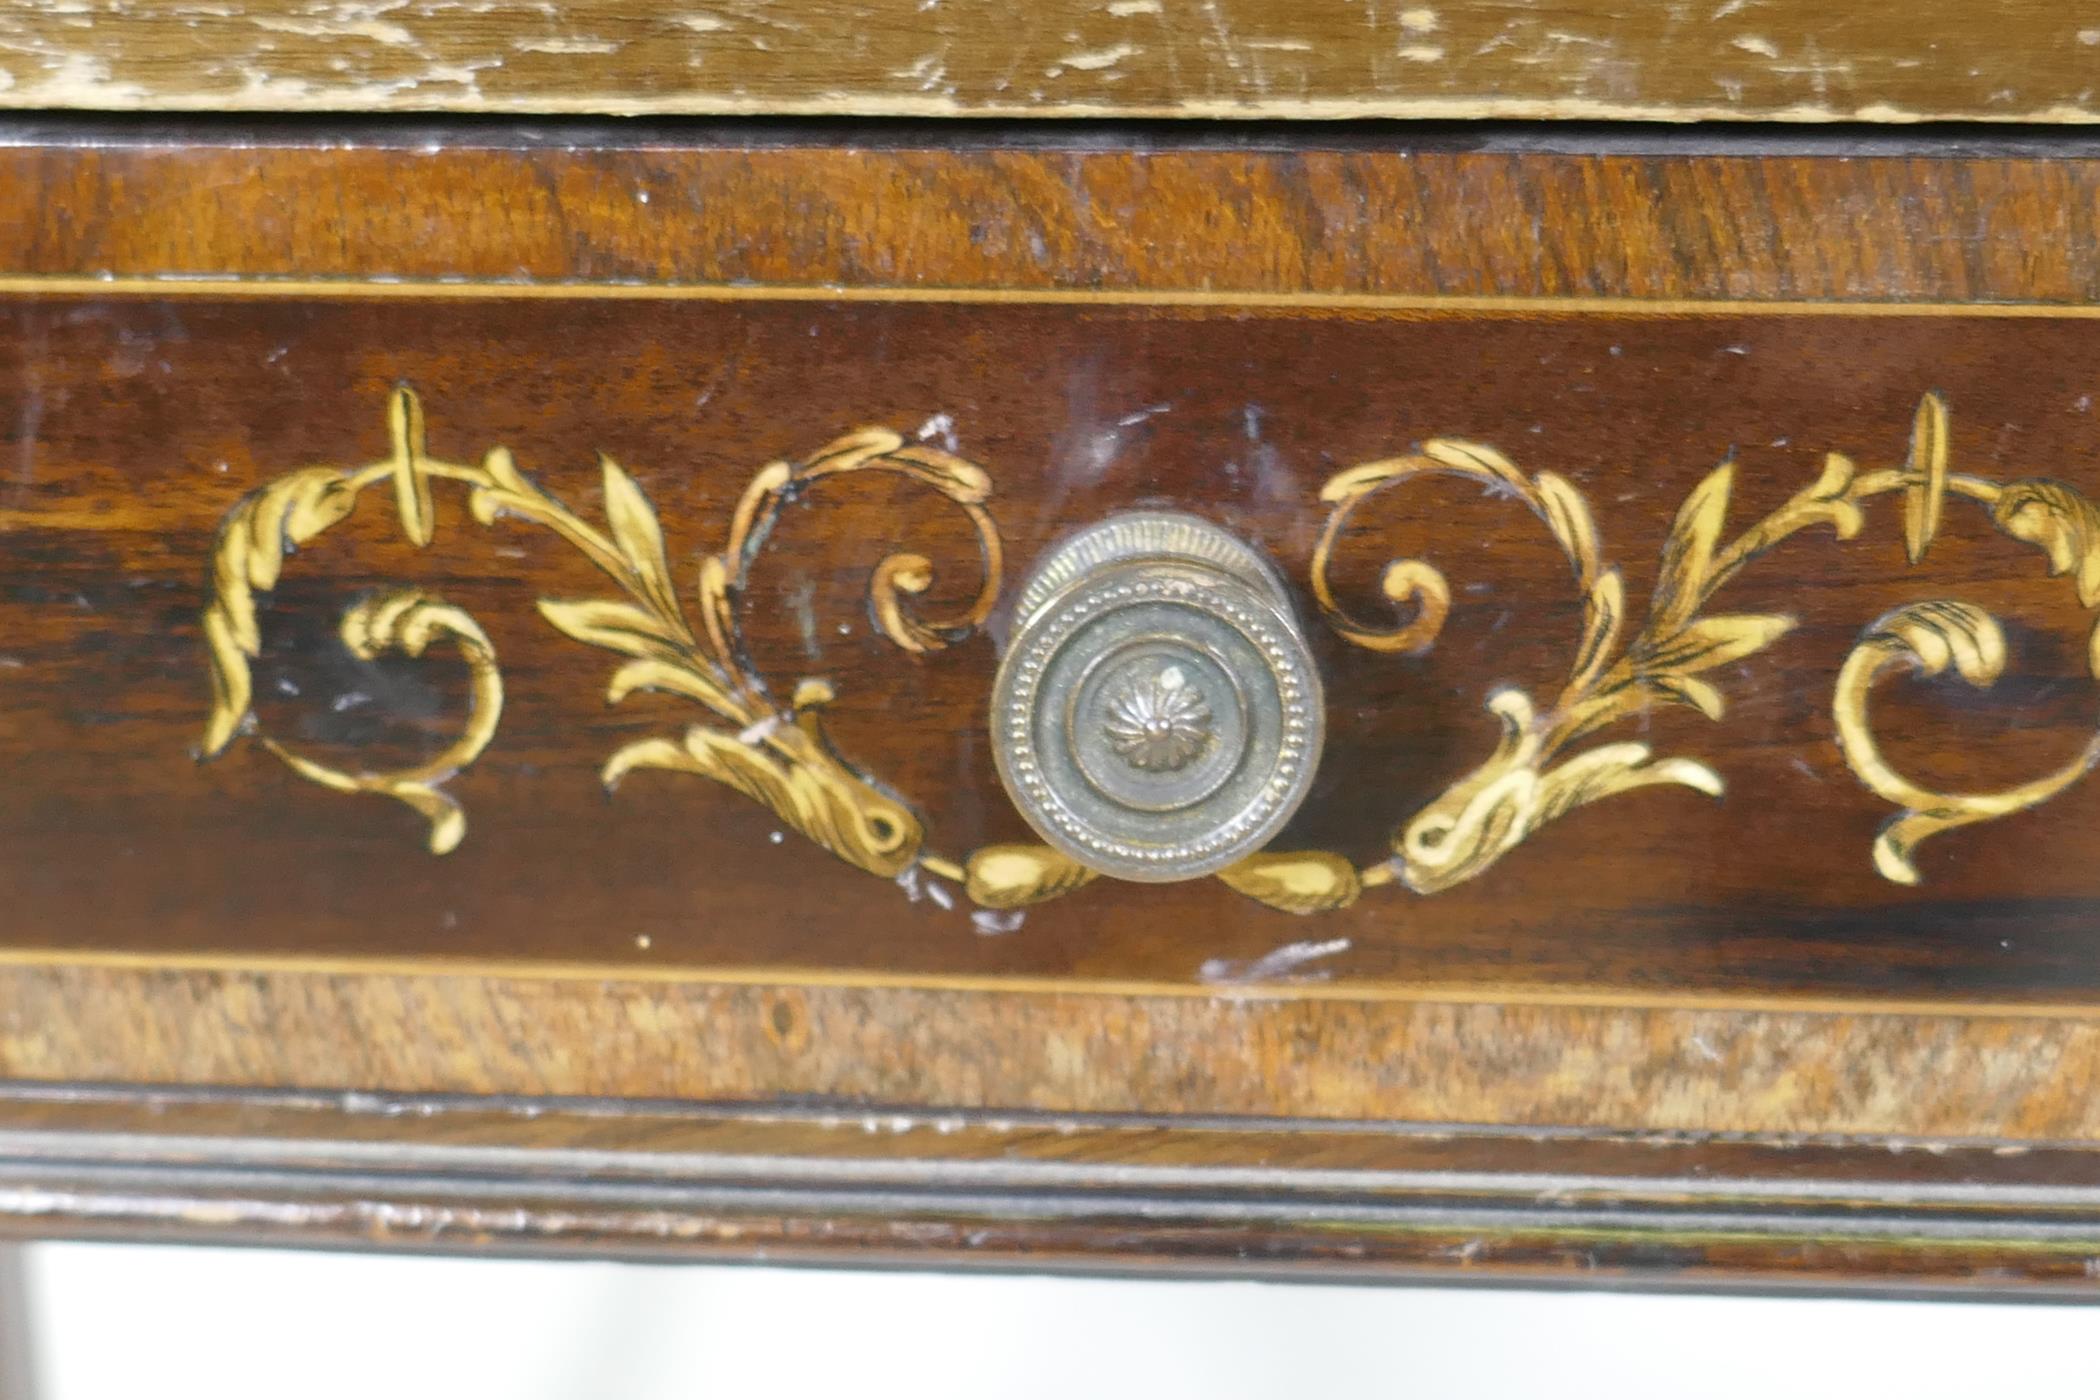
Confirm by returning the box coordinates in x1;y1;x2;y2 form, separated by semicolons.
4;294;2100;1002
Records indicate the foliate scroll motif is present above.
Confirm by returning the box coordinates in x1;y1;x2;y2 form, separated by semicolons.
201;386;1001;879
201;387;2100;921
1273;392;2100;912
1833;601;2100;885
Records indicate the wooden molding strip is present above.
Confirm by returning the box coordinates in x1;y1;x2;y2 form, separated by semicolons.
1;1088;2095;1293
19;276;2100;319
1;3;2098;124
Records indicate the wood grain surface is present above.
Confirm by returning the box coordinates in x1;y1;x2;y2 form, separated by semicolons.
6;132;2100;1290
11;134;2100;303
7;137;2100;1003
1;2;2098;123
7;960;2100;1139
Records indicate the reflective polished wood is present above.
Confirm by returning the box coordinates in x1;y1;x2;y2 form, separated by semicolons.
3;127;2099;1292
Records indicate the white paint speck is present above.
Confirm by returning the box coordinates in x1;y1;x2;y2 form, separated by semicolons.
860;1114;915;1133
1199;938;1352;985
916;411;959;451
511;37;618;54
736;713;784;745
1060;42;1137;71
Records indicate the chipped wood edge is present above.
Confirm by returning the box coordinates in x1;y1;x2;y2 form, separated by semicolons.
10;92;2100;126
3;1;2100;123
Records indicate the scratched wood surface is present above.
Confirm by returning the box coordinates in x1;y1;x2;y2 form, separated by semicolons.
3;1088;2097;1293
7;137;2100;1003
1;2;2099;122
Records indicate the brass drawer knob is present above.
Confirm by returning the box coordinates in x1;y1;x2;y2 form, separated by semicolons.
991;512;1324;883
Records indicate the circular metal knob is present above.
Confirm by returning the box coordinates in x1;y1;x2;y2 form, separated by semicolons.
991;512;1324;883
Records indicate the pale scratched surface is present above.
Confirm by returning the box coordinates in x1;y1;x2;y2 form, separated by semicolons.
0;0;2096;121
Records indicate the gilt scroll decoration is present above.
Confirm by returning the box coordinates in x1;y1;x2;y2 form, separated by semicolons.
199;390;2100;915
1283;392;2100;911
202;386;1001;879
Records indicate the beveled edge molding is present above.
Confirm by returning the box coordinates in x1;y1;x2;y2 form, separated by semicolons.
33;278;2100;315
200;389;2100;915
0;1085;2095;1295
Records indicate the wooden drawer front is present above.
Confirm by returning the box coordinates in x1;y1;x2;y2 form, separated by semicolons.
8;135;2100;1296
8;135;2100;1006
